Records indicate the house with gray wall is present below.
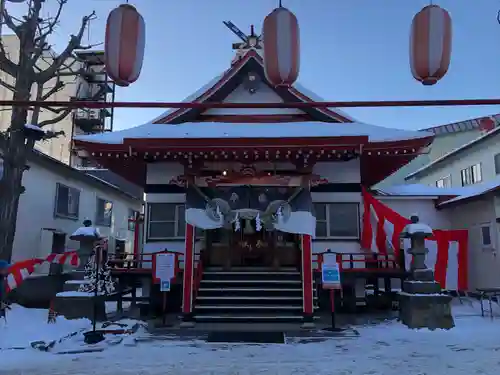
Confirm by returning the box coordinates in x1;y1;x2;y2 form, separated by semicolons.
377;114;500;188
401;126;500;290
0;149;143;273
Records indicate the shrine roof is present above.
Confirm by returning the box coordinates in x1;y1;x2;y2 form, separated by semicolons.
75;121;432;146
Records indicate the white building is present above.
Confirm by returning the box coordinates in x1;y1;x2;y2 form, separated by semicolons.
401;126;500;290
0;35;115;166
378;114;500;188
0;148;142;273
405;126;500;189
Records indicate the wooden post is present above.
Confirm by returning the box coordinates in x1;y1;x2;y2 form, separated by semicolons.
301;234;314;327
181;223;195;326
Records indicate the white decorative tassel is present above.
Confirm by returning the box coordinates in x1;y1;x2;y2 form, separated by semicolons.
216;205;223;224
256;213;262;232
234;212;240;231
276;206;283;223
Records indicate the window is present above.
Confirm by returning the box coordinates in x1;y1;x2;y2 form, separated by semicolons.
96;198;113;227
128;208;139;231
460;163;482;186
495;153;500;175
314;203;359;238
54;183;80;219
147;203;185;240
480;224;492;247
436;175;451;189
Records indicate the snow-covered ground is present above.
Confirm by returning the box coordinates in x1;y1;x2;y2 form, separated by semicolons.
2;299;500;375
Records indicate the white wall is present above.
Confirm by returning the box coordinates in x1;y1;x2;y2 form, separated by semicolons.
380;197;451;230
146;162;184;184
13;159;141;274
313;160;361;183
204;82;304;115
407;132;500;188
441;197;500;290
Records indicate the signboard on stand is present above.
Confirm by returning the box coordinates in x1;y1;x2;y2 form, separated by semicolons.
322;253;341;289
154;252;176;285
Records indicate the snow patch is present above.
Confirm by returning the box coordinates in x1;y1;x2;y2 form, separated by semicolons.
65;280;91;285
56;291;99;297
0;304;90;350
376;184;466;197
24;123;45;133
71;226;101;238
439;175;500;206
75;121;433;145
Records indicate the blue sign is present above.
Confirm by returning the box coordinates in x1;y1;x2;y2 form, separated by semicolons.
160;280;171;292
322;263;341;289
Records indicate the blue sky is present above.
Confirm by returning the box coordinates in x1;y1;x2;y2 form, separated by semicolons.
7;0;500;130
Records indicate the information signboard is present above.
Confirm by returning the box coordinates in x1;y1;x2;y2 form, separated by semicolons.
322;262;341;289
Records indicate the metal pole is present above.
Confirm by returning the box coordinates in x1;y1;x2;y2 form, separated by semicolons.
92;243;101;333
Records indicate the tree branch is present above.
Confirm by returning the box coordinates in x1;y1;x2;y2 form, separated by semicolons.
40;79;65;101
38;108;72;127
0;78;15;92
0;8;20;77
42;129;66;140
1;7;21;37
31;0;68;64
34;11;96;84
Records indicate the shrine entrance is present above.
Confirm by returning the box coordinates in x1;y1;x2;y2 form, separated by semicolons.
204;226;301;270
186;172;316;271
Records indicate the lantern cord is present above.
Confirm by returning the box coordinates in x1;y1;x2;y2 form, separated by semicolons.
497;9;500;25
278;0;282;8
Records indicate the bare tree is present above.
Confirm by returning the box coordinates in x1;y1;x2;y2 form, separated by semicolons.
0;0;98;261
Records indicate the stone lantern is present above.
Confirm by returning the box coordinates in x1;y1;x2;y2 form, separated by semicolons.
398;214;454;330
70;219;101;272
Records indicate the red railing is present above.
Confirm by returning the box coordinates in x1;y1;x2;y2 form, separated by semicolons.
109;250;204;285
312;251;405;273
109;250;182;276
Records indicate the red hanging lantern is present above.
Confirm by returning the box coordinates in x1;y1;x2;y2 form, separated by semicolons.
105;4;145;87
410;5;452;86
262;6;300;87
479;117;496;133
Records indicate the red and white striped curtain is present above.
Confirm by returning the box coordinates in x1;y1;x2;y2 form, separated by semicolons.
6;252;80;293
360;188;468;291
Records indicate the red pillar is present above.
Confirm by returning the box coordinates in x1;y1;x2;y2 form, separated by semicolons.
301;234;314;325
182;223;195;322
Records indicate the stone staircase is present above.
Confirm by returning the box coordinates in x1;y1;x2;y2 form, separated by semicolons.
193;267;317;323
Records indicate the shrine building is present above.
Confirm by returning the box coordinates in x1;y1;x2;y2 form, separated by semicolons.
73;30;435;326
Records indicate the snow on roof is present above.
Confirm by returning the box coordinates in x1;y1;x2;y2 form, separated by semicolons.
291;82;356;122
374;184;465;197
405;125;500;180
420;113;500;135
74;121;433;145
438;175;500;206
150;72;227;123
149;50;356;124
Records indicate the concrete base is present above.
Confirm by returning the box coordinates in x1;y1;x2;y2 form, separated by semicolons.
411;269;436;282
53;295;107;321
402;280;442;294
179;321;196;328
301;322;316;329
398;292;454;330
